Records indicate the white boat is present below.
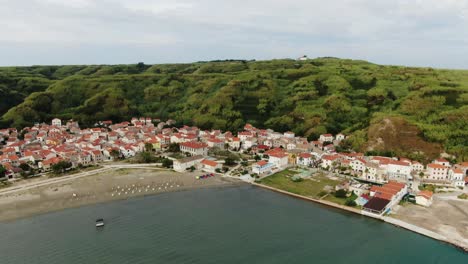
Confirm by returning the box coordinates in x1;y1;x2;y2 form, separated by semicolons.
96;218;104;227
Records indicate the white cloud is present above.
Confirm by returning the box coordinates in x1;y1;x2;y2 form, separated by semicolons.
0;0;467;67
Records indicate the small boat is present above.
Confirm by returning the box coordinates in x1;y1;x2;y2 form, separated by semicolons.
96;218;105;227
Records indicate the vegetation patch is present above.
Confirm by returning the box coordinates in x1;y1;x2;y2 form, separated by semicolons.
259;169;340;198
1;59;467;160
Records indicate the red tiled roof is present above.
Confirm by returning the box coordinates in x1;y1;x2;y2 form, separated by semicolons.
256;160;268;166
427;163;446;169
257;145;270;150
417;190;433;199
375;192;393;201
322;154;340;161
208;138;223;143
389;160;410;166
180;142;208;149
299;153;312;158
201;159;218;167
269;152;288;158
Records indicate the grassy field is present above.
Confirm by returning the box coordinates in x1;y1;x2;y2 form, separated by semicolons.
259;169;341;198
323;195;347;205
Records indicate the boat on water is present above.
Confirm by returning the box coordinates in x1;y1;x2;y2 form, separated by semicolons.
96;218;105;227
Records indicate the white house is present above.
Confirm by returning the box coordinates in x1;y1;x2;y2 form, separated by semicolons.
411;161;424;172
321;154;340;169
242;137;257;150
296;153;313;167
252;160;275;175
434;158;450;167
207;138;225;149
284;131;295;138
336;133;346;141
228;137;241;150
268;152;289;168
350;158;366;174
173;155;204;172
387;160;412;182
364;163;379;182
426;163;448;181
449;168;465;187
415;191;433;207
201;159;221;173
120;146;136;158
319;134;334;143
180;142;208;156
51;118;62;127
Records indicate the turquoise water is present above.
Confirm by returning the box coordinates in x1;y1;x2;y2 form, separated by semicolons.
0;185;466;263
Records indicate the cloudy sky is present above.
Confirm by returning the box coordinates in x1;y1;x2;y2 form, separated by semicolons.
1;0;468;68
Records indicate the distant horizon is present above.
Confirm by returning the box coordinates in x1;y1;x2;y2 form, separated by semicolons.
1;56;468;71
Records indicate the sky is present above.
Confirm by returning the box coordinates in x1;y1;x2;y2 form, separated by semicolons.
1;0;468;68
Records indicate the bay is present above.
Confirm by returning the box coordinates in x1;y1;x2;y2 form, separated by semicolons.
0;185;466;263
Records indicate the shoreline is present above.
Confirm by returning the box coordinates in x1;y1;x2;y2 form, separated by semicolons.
0;169;466;253
0;168;243;223
252;182;468;253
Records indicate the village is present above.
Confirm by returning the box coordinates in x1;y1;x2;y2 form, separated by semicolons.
0;117;467;219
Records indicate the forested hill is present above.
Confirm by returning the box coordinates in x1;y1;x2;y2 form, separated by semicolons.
0;58;467;161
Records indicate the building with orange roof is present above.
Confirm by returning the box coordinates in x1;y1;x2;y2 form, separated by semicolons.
201;159;221;173
434;158;450;167
268;151;289;168
368;181;408;213
180;142;208;156
449;168;465;187
426;163;449;181
416;190;433;207
296;153;313;167
252;160;275;175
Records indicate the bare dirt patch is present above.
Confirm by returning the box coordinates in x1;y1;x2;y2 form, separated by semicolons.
393;194;468;248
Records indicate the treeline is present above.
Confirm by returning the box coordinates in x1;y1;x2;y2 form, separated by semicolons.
0;58;466;160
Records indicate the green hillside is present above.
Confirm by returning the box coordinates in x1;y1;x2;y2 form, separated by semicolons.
0;58;467;161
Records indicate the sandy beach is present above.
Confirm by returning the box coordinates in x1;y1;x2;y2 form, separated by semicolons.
0;167;242;222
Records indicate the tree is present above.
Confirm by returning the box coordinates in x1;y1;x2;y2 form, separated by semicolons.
224;157;236;166
0;165;6;179
144;143;153;152
110;149;120;160
168;143;180;153
345;199;357;207
334;189;347;198
254;155;261;161
137;152;156;163
19;163;31;171
51;161;72;174
162;158;173;168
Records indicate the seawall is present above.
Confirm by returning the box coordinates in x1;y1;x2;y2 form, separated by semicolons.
252;182;468;253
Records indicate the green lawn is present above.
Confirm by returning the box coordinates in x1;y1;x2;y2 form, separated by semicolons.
323;195;347;205
259;169;341;198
